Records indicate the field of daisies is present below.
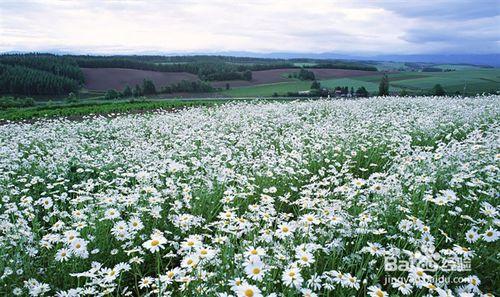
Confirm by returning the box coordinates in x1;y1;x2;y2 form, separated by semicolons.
0;96;499;297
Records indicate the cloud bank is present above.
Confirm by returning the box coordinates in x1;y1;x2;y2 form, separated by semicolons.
0;0;498;54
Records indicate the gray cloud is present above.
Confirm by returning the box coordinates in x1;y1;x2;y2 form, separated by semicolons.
371;0;499;20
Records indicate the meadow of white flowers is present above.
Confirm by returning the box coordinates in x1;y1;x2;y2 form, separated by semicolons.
0;96;498;297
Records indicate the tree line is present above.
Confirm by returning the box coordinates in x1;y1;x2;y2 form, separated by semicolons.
308;62;377;71
104;79;214;99
68;54;377;70
0;63;80;95
0;54;83;96
0;54;84;82
295;69;317;80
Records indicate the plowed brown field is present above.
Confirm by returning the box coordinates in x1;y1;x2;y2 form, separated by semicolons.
82;68;198;91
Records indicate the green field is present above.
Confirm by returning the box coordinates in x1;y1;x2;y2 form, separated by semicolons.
373;61;408;71
0;99;223;122
222;81;312;97
351;69;500;94
292;62;318;67
434;64;485;70
391;69;500;94
0;97;312;122
222;69;500;97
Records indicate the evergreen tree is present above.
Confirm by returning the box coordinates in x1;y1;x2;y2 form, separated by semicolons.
0;63;79;96
433;84;447;96
298;68;315;80
67;92;79;103
122;85;132;97
355;86;369;97
142;79;156;95
104;89;120;100
0;53;84;83
242;70;252;81
311;80;321;89
133;84;142;97
378;74;389;96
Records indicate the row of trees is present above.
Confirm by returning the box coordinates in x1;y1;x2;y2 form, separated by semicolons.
309;62;377;71
0;54;84;82
297;69;316;80
0;96;35;109
104;79;215;99
161;80;214;93
288;69;316;80
203;70;252;81
104;79;158;99
0;64;80;95
70;54;378;71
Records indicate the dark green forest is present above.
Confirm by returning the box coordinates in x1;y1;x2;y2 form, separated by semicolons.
0;63;80;95
0;54;82;95
0;54;84;82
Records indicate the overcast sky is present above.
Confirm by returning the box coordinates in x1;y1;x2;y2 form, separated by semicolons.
0;0;499;55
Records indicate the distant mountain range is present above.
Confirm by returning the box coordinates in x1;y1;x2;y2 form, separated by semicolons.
2;50;499;67
217;52;500;67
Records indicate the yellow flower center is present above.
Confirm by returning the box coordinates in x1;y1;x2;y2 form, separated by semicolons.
151;240;160;247
244;289;254;297
252;268;261;275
